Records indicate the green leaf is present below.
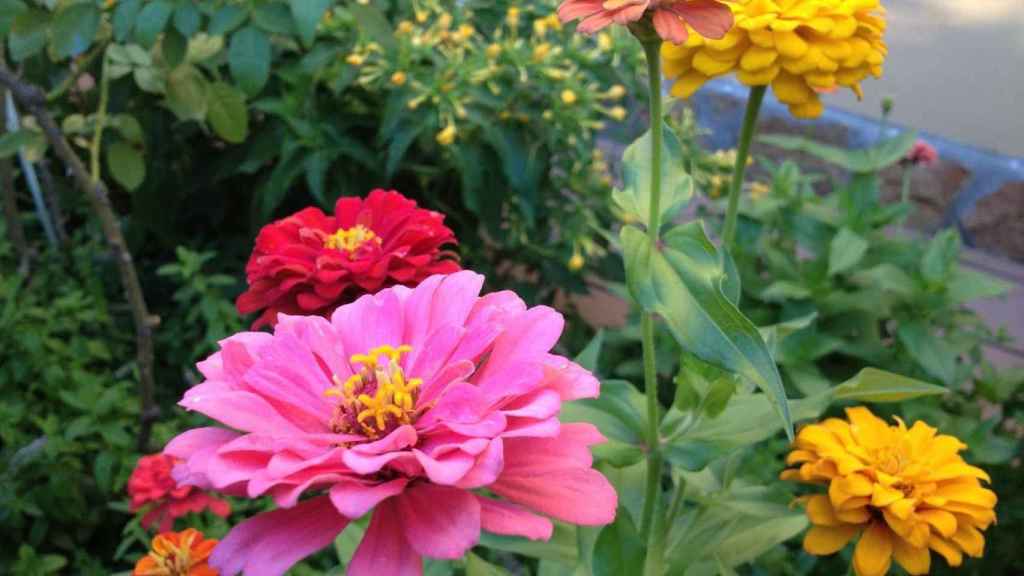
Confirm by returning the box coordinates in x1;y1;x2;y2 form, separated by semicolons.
348;3;397;53
0;0;26;37
480;523;578;564
94;451;115;492
465;553;510;576
289;0;330;48
759;131;917;173
850;263;917;297
612;121;692;228
832;367;948;402
384;123;424;180
670;392;828;449
0;129;43;158
112;0;142;41
173;1;201;37
946;266;1010;304
50;1;100;59
209;4;248;35
673;360;701;412
165;64;208;121
574;329;604;372
106;141;146;190
206;81;248;143
702;376;736;418
711;514;808;569
760;280;811;302
896;321;956;385
828;227;868;276
229;26;272;95
161;27;187;67
113;114;144;143
593;509;644;576
591;441;644;467
252;1;295;35
134;0;174;48
662;440;722;471
9;8;49;61
921;229;960;285
621;222;792;438
561;379;645;446
186;33;224;63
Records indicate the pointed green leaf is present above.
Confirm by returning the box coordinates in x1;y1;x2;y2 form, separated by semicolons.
759;131;917;172
209;4;247;35
165;64;208;121
9;8;49;61
289;0;330;48
134;0;173;48
833;367;948;402
897;320;956;385
593;509;644;576
173;1;201;37
828;227;868;276
229;26;271;95
622;222;792;438
574;329;604;372
465;553;510;576
612;121;692;228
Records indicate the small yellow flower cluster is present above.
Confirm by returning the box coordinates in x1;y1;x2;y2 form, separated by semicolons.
662;0;888;118
783;407;997;576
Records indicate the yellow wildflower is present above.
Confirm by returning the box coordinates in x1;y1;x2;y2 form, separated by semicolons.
396;20;415;35
783;407;997;576
345;53;365;66
436;124;457;146
568;251;585;272
606;84;627;99
749;181;770;199
662;0;888;119
532;42;552;62
390;71;407;86
415;9;428;23
533;18;549;37
453;24;475;42
597;32;612;51
544;13;562;31
506;6;520;27
608;106;628;121
561;89;577;105
486;43;502;59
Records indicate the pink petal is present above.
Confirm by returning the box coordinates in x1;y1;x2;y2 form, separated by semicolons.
179;386;305;435
668;0;733;40
402;271;484;352
412;448;476;485
329;477;409;519
541;355;600;401
211;496;349;576
610;3;648;24
348;499;422;576
490;467;617;526
653;9;689;44
331;288;405;359
396;484;481;559
456;439;505;489
477;496;554;540
558;0;605;22
475;306;563;389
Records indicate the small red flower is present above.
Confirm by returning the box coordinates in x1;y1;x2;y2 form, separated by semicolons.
236;189;460;328
133;528;219;576
128;454;230;532
905;140;939;167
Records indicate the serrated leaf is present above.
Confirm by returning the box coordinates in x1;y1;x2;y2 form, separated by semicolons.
921;228;960;285
206;81;248;143
897;321;956;385
50;1;100;59
828;227;868;276
106;141;145;190
229;26;271;95
833;367;947;402
622;222;792;438
289;0;330;48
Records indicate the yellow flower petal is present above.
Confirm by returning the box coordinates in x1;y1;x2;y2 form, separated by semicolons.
929;537;963;567
736;64;780;85
669;71;709;99
772;30;808;58
789;97;823;118
892;538;930;575
917;509;958;538
804;525;860;555
853;522;893;576
772;72;813;104
871;483;903;508
951;523;985;557
692;51;737;76
806;494;842;526
740;46;778;70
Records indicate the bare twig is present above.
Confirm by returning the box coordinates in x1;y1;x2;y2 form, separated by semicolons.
0;67;160;452
36;158;68;245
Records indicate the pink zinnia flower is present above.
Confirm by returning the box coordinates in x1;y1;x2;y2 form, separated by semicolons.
165;271;617;576
558;0;733;44
905;140;939;167
128;454;231;533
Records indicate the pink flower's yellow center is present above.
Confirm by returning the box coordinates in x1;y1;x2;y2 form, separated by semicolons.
323;225;381;253
326;345;422;438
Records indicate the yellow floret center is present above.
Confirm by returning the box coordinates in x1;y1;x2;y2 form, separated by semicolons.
323;225;381;253
326;345;422;437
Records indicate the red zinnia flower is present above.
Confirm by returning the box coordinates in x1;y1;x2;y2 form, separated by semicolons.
905;140;939;167
133;528;219;576
128;454;230;532
236;189;460;328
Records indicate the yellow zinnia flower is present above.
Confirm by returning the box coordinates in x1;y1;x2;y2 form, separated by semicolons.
662;0;888;119
782;407;997;576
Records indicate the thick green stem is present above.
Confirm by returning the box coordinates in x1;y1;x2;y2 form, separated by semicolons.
637;39;665;576
721;85;767;251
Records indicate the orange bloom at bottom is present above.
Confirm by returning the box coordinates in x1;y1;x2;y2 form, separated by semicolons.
134;529;218;576
783;407;997;576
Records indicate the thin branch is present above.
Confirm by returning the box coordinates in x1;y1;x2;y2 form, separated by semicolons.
0;67;160;452
0;47;30;273
36;158;68;245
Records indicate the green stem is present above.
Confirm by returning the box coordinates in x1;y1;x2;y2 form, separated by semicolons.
898;164;912;224
89;50;111;182
721;85;767;251
637;39;665;576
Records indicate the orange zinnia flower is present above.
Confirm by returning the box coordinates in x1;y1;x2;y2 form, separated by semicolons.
782;407;997;576
134;528;218;576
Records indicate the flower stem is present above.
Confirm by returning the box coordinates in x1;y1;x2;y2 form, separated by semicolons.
721;85;766;251
637;39;665;576
90;49;111;183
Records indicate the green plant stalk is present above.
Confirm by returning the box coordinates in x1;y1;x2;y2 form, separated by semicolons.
89;50;111;182
721;85;767;251
637;38;665;576
898;164;912;224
